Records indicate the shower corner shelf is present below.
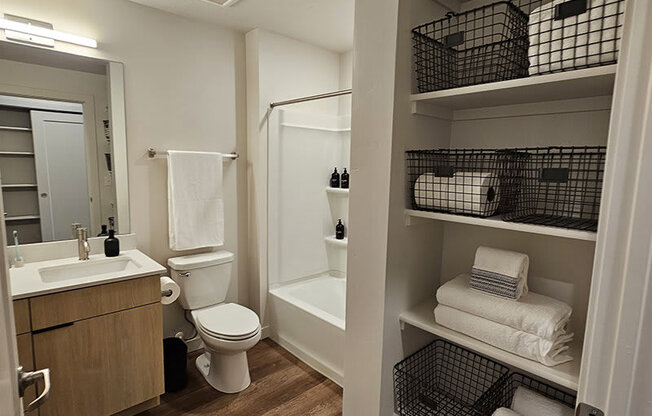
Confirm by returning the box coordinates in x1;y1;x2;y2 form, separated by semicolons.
405;209;597;242
326;187;349;196
399;298;581;391
410;65;617;112
325;236;348;248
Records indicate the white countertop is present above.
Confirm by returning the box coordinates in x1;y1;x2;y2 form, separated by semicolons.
10;249;167;300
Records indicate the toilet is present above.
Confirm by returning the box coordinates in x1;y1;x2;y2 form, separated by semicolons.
168;251;261;393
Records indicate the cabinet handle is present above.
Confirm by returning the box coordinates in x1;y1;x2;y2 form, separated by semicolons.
33;322;74;334
18;367;51;412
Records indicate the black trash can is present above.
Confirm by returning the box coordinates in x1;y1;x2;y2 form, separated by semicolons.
163;337;188;392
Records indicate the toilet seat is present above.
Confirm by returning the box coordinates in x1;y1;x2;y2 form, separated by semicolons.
193;303;260;341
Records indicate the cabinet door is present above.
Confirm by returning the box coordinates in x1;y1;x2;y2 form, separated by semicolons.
33;303;164;416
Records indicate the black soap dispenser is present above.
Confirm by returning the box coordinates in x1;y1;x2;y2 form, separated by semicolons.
104;229;120;257
335;219;345;240
341;168;350;189
330;168;340;188
97;224;109;237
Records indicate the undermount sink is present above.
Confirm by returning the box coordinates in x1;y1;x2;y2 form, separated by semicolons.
38;256;142;283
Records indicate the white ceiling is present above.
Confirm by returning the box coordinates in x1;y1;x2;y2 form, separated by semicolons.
128;0;355;52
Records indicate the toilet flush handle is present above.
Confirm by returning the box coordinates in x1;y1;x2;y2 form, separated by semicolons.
178;271;191;277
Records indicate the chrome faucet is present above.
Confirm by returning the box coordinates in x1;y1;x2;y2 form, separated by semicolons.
77;227;90;261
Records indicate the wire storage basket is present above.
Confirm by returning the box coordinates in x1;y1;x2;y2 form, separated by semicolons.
412;1;529;93
406;149;523;218
475;373;576;414
394;340;510;416
501;146;607;231
523;0;626;76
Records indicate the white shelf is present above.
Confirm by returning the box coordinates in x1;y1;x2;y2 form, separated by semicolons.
5;215;40;221
0;126;31;132
2;184;37;190
326;187;349;196
325;236;348;248
405;209;597;242
0;151;35;156
400;299;581;391
411;65;617;111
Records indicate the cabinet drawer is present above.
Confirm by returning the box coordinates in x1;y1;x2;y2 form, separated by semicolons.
14;299;31;334
30;275;160;330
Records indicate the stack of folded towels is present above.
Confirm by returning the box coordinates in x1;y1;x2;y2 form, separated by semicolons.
470;246;529;300
434;247;574;367
492;386;575;416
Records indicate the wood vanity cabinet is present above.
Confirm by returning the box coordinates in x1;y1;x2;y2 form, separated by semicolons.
14;275;165;416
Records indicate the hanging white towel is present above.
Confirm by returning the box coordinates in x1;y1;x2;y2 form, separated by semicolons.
437;275;572;341
167;150;224;250
528;0;624;75
512;386;575;416
493;408;522;416
434;305;574;367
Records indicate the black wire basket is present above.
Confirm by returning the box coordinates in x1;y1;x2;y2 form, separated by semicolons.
522;0;626;76
475;372;577;414
406;149;525;218
412;1;529;93
394;340;510;416
501;146;607;231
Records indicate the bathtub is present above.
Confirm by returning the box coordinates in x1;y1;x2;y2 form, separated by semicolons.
268;274;345;386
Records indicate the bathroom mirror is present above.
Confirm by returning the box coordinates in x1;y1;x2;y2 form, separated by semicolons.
0;41;129;244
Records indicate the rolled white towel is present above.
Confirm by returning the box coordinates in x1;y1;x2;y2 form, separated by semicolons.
493;408;522;416
434;305;574;367
437;275;572;341
414;172;499;216
512;386;575;416
528;0;624;75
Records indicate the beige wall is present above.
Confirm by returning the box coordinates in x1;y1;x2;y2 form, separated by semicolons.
0;0;248;337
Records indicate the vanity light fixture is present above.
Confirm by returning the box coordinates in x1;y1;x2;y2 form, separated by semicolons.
0;14;97;48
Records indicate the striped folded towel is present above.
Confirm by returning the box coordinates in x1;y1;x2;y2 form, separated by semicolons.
471;268;521;299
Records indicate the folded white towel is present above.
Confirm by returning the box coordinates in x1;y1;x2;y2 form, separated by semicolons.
414;172;499;216
434;305;574;367
493;408;522;416
528;0;624;75
437;275;572;341
168;150;225;250
512;386;575;416
473;246;529;298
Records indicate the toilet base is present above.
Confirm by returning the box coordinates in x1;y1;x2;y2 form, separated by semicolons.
196;351;251;393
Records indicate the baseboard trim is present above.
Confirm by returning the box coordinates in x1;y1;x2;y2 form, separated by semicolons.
271;334;344;387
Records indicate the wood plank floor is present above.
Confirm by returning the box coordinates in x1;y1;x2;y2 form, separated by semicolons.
137;339;343;416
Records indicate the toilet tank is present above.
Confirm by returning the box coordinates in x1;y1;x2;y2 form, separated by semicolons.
167;251;234;310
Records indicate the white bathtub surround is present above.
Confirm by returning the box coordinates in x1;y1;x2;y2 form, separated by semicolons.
167;150;225;250
269;274;345;385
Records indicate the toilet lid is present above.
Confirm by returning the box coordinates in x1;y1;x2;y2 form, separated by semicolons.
194;303;260;340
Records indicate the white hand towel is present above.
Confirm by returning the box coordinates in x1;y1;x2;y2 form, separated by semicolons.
414;172;499;216
474;246;529;291
512;386;575;416
434;305;574;367
528;0;624;75
437;275;572;341
493;408;522;416
167;150;224;250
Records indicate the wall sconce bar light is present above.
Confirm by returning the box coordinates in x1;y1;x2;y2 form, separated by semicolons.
0;15;97;48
